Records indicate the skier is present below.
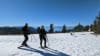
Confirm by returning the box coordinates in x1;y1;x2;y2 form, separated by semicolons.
18;23;30;48
70;31;73;35
38;26;48;49
70;32;73;35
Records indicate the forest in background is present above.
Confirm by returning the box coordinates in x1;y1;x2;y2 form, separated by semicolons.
0;12;100;35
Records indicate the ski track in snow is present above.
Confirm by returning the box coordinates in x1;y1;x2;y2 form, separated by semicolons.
0;32;100;56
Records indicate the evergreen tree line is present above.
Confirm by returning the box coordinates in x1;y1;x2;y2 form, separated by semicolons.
91;12;100;34
37;24;92;33
0;23;93;35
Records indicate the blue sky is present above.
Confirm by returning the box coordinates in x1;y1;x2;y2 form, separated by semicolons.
0;0;100;27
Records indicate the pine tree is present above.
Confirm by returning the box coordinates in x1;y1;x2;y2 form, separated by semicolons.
73;23;84;32
93;20;97;33
49;24;54;33
90;24;94;31
93;12;100;34
83;25;90;31
62;24;67;33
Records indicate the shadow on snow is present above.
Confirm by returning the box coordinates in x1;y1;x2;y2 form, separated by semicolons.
18;46;70;56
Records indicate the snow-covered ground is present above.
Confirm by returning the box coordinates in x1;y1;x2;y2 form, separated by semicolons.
0;32;100;56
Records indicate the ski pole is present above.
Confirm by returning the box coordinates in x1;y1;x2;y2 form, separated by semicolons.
46;35;49;47
31;34;37;42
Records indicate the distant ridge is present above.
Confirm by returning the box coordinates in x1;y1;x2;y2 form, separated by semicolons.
0;26;73;34
0;26;36;35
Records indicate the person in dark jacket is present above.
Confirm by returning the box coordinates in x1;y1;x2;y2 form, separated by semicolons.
39;26;47;48
18;23;30;48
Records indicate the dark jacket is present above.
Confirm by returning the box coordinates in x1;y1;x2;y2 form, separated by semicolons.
22;26;30;35
39;28;46;36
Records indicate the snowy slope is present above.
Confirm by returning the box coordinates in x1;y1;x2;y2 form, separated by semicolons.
0;32;100;56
